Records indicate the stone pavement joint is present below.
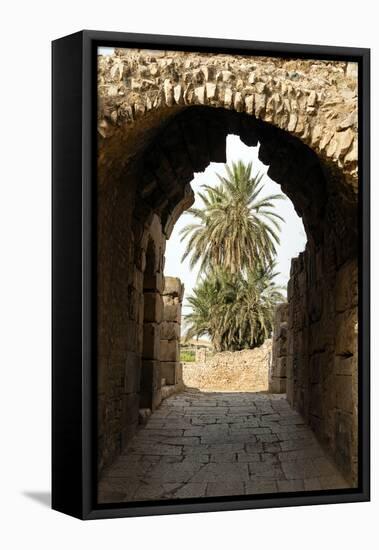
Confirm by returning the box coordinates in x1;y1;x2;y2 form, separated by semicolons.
98;389;349;503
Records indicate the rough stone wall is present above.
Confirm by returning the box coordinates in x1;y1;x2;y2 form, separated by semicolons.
183;340;271;392
96;48;359;481
140;220;165;413
98;51;358;186
286;248;358;485
97;170;139;473
97;198;167;472
160;277;184;386
269;303;289;393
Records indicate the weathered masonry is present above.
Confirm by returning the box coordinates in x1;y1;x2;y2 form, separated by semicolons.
97;49;358;485
270;249;358;484
160;277;184;398
269;303;289;394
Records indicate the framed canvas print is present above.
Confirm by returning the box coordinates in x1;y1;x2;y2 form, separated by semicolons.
52;30;370;520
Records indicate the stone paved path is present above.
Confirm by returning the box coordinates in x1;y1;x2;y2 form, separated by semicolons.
98;390;349;503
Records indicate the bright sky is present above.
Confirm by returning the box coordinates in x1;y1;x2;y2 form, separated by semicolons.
164;135;307;315
98;47;115;55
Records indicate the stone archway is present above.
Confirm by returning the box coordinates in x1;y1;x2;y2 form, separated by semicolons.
97;50;358;486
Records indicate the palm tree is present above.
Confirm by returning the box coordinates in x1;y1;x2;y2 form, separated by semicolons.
184;265;284;351
184;271;225;352
180;160;284;274
220;264;285;350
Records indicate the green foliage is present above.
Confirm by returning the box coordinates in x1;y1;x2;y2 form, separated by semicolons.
184;265;284;351
180;350;196;362
180;160;284;274
181;160;285;352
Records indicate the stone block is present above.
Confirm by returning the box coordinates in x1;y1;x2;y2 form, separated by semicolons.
310;321;326;354
139;359;161;410
277;479;304;492
160;339;179;362
278;321;288;341
161;382;184;400
206;481;244;497
162;303;180;322
124;351;141;394
143;271;164;293
277;356;287;377
335;309;357;357
278;378;287;393
297;270;306;296
160;321;180;340
124;320;137;352
136;323;143;353
132;268;143;293
127;285;140;321
280;458;318;480
140;359;161;392
309;286;323;323
245;480;277;495
162;294;177;306
334;356;355;376
143;291;163;323
278;331;288;356
309;383;322;417
315;248;324;282
152;388;162;411
277;302;289;322
161;361;179;385
270;377;287;394
335;260;358;313
163;276;184;298
121;393;139;427
287;278;294;302
176;362;183;385
138;408;151;425
310;352;325;384
336;375;353;412
137;295;144;325
142;322;161;360
334;410;353;476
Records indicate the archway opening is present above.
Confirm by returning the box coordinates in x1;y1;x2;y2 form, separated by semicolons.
164;132;307;340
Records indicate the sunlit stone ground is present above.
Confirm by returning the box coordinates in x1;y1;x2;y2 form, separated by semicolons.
98;389;349;503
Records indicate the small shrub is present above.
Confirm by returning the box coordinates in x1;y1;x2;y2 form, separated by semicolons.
180;350;196;362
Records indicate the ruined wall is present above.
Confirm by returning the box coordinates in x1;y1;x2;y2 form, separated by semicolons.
97;169;139;473
286;248;358;485
98;51;358;187
183;340;271;392
269;303;289;393
97;49;359;480
160;277;184;387
97;185;167;472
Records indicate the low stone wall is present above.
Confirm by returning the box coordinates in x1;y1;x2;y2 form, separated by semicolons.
182;340;271;392
160;277;184;386
269;303;289;393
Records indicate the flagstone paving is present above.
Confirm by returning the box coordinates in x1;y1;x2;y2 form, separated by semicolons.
98;389;349;503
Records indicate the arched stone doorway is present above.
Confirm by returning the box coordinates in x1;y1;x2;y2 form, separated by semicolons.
97;50;358;486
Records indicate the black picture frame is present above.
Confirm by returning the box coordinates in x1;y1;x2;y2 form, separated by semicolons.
52;30;370;520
